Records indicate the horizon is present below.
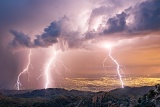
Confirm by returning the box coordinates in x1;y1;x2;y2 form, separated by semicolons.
1;76;159;92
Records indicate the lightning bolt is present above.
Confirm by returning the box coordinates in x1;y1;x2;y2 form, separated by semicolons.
108;48;124;88
44;50;57;89
43;46;70;89
15;49;32;90
103;44;124;88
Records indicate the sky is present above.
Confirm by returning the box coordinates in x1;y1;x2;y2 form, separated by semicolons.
0;0;160;89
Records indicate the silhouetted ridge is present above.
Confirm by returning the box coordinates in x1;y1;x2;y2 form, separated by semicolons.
0;86;159;107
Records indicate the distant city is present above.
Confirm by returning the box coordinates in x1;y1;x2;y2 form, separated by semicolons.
59;76;160;92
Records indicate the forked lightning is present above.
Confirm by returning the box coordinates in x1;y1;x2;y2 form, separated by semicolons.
15;49;32;90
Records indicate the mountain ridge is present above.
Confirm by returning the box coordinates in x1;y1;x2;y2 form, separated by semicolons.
0;85;159;107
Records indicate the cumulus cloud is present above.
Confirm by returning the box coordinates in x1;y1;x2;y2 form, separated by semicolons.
9;30;33;48
89;0;160;36
9;16;86;49
34;19;63;47
10;17;68;48
9;0;160;49
103;12;128;34
87;0;145;31
132;0;160;31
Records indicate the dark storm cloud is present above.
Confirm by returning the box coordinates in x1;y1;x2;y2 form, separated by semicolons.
103;12;128;34
34;20;62;47
9;30;33;48
9;0;160;49
102;0;160;34
132;0;160;31
10;18;66;48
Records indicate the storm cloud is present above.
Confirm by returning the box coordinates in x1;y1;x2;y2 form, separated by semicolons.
132;0;160;31
103;12;128;34
100;0;160;34
9;0;160;49
34;21;61;47
10;17;68;48
9;30;33;48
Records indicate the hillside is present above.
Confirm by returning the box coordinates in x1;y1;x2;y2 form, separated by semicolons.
0;85;159;107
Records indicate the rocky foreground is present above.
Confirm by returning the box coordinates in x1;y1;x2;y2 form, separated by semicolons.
0;85;159;107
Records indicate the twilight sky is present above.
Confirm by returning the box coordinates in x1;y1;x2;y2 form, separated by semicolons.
0;0;160;89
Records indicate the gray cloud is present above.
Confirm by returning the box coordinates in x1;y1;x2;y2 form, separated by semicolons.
34;19;62;47
87;0;145;31
103;12;128;34
9;0;160;49
92;0;160;35
132;0;160;31
9;30;33;48
10;17;69;48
